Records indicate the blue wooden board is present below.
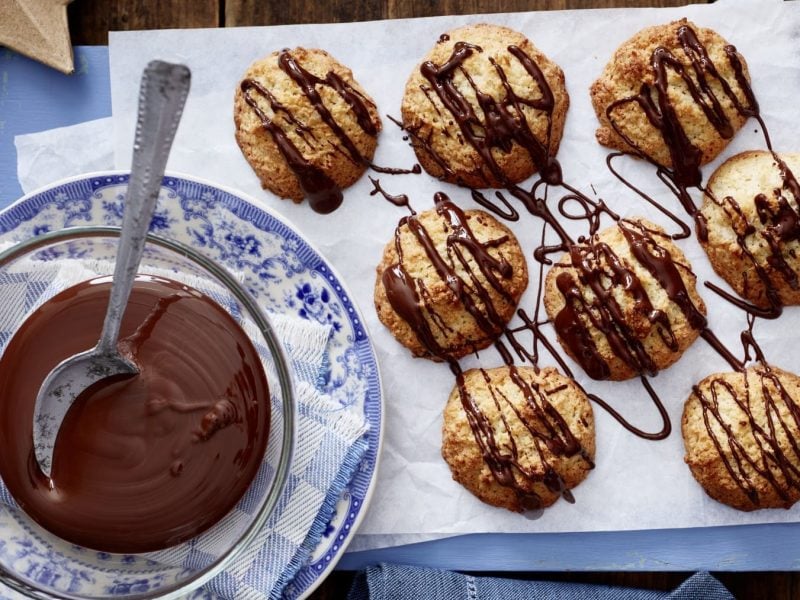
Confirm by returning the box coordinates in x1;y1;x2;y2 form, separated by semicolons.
1;45;798;572
0;47;111;206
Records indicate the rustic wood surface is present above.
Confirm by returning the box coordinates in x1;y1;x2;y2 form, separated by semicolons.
64;1;796;598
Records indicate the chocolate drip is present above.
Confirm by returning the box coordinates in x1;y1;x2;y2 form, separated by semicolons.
694;363;800;508
617;220;707;330
381;192;516;360
552;220;704;380
369;163;422;175
369;177;415;214
606;152;692;240
471;189;520;222
606;25;757;190
418;41;561;187
241;78;343;214
703;153;800;318
506;310;672;440
588;377;672;441
455;354;592;512
241;49;383;214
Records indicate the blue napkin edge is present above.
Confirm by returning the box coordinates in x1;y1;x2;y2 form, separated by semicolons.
347;565;735;600
269;431;371;599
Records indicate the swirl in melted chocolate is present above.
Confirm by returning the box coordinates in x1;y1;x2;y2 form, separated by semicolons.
0;276;270;553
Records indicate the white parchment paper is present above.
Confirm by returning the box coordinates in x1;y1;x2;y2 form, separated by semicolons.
104;0;800;549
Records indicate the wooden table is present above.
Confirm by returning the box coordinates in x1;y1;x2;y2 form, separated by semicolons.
62;1;798;598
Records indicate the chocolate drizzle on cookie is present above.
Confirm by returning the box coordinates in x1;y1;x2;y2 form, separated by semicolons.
241;77;344;214
242;49;408;214
550;219;707;381
456;366;593;512
692;357;800;509
703;152;800;318
381;192;516;360
606;24;758;193
414;40;562;187
384;33;704;446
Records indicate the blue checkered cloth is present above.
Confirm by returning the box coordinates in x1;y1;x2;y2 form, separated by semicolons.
0;262;370;600
150;312;370;600
348;565;734;600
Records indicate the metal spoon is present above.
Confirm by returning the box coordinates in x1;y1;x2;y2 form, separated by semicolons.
33;60;191;478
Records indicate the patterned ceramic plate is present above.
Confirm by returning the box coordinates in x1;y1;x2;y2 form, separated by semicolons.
0;172;383;600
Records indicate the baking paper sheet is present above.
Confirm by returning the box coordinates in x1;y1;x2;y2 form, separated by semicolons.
103;0;800;549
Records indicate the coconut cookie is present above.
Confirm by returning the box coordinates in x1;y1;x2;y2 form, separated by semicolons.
683;365;800;511
235;47;382;213
699;150;800;310
374;193;528;361
543;218;707;381
401;24;569;188
442;366;595;512
590;19;755;185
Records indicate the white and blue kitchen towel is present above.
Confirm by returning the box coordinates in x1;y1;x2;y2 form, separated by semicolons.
0;258;369;600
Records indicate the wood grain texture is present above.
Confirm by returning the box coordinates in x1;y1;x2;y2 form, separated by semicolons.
225;0;696;25
68;0;218;45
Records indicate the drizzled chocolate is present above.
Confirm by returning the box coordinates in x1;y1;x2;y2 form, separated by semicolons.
550;219;706;381
240;49;382;214
378;186;592;507
455;366;593;511
381;191;517;360
408;39;562;188
418;41;561;186
0;276;270;553
400;39;598;259
691;361;800;509
702;152;800;318
605;23;757;191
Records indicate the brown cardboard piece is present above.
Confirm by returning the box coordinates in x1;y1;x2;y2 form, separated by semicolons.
0;0;75;74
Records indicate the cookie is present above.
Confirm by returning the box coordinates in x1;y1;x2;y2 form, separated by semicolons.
682;364;800;511
543;218;707;381
401;24;569;188
699;150;800;310
234;47;382;213
374;193;528;361
442;365;595;512
590;19;753;183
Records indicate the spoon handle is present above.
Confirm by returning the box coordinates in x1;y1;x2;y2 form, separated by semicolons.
96;61;191;354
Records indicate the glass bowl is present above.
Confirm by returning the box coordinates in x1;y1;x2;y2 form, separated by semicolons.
0;227;295;599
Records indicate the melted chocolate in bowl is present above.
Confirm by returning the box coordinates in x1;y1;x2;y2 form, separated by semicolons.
0;275;270;554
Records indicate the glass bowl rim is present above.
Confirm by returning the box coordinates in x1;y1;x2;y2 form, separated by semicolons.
0;225;297;600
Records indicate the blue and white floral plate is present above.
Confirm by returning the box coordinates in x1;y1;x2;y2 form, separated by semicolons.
0;172;383;600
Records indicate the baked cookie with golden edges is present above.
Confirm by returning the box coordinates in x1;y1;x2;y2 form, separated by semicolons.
590;19;754;180
699;150;800;310
234;47;381;213
374;194;528;361
543;218;707;381
683;365;800;511
401;24;569;188
442;366;595;512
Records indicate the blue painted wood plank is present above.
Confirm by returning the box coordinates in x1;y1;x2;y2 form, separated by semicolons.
0;46;111;207
339;524;800;571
